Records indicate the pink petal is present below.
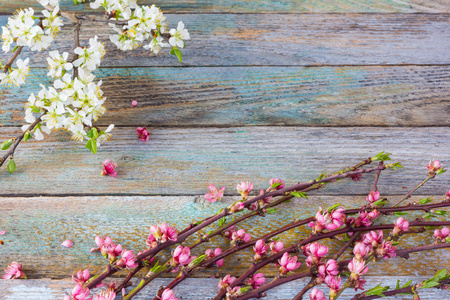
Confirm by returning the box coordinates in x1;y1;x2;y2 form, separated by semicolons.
0;230;5;235
61;240;73;248
132;100;138;107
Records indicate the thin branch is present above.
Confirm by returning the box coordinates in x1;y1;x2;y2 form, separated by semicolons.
72;20;82;78
0;114;45;167
292;277;316;300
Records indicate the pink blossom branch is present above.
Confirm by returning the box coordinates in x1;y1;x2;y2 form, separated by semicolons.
236;243;450;300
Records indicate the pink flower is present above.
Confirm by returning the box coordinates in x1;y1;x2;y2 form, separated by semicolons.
362;230;383;247
259;189;272;205
320;259;339;277
304;242;328;267
392;217;409;235
270;241;284;253
269;178;285;191
434;227;450;242
69;283;92;300
161;289;178;300
237;181;253;199
90;236;113;253
150;223;178;243
204;184;225;203
348;258;369;281
353;210;379;227
131;100;137;107
446;190;450;202
171;246;194;267
94;289;116;300
231;229;251;244
146;233;157;249
2;261;26;279
136;127;150;142
353;277;367;291
101;160;117;177
325;275;341;298
223;225;236;239
103;242;123;261
309;288;326;300
62;240;74;248
226;286;243;298
247;273;266;289
116;250;138;269
253;240;269;261
218;274;236;289
366;191;380;204
72;269;90;285
230;201;245;213
426;159;442;173
205;248;223;267
309;207;346;233
278;252;301;275
353;242;370;261
376;241;397;259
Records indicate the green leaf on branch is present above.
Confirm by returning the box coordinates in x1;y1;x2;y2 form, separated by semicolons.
218;217;227;227
31;107;41;113
341;233;351;241
420;280;440;289
87;128;99;139
394;211;408;216
423;212;433;219
188;254;207;268
418;197;433;205
239;286;252;294
433;269;447;281
436;168;447;176
446;237;450;243
1;139;13;150
316;173;327;181
372;151;391;162
363;284;389;297
266;208;277;214
290;191;308;199
401;280;413;288
7;159;16;173
271;182;284;189
85;138;97;154
170;47;183;63
372;199;388;206
435;210;447;216
23;131;32;142
326;203;341;212
387;162;403;170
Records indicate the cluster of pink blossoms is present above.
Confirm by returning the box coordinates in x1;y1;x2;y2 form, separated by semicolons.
147;223;178;247
65;270;116;300
246;273;266;289
89;236;137;268
350;210;380;227
278;252;301;275
231;228;251;245
392;217;410;236
308;207;346;234
2;261;26;279
205;247;224;267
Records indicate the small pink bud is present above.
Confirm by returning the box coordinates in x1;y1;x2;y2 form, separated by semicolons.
269;241;284;253
350;169;363;181
101;160;117;177
131;100;138;107
445;190;450;201
218;274;236;289
161;288;179;300
376;241;397;259
348;258;369;281
253;240;269;261
278;252;301;275
171;246;193;267
136;127;150;142
61;240;73;248
426;159;442;173
362;230;383;247
325;275;341;298
309;288;326;300
366;190;380;204
236;181;253;199
231;229;251;244
269;178;285;191
116;249;138;269
247;273;266;289
353;242;370;261
392;217;409;235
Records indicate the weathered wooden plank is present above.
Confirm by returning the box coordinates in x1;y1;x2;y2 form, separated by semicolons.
0;127;449;196
0;196;448;279
1;14;450;67
1;65;450;127
1;0;449;14
1;277;449;300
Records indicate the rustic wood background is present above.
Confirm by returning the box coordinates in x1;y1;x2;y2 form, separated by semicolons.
0;0;449;299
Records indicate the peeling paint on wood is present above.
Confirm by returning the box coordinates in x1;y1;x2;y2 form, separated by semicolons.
1;66;450;127
0;127;449;196
0;196;448;279
1;14;449;67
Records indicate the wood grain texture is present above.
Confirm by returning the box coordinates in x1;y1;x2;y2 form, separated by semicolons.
0;196;448;279
0;127;449;196
1;277;449;300
1;0;449;13
1;66;450;127
1;14;450;67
